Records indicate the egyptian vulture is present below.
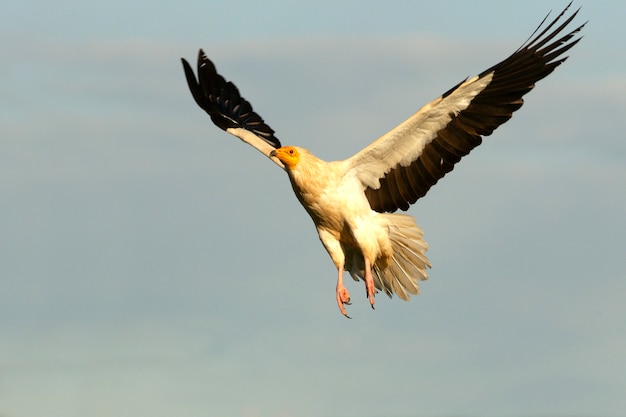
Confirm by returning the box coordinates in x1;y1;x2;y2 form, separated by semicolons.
181;4;584;317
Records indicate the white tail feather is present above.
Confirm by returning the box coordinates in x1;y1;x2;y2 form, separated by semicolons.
348;213;431;301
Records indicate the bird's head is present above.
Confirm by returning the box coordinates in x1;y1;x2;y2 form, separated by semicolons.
270;146;301;170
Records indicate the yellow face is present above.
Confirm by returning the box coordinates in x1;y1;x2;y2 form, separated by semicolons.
271;146;300;170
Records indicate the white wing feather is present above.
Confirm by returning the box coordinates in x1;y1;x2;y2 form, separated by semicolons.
226;127;285;169
345;72;494;190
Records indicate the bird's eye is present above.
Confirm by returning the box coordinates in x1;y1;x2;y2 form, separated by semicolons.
288;149;294;155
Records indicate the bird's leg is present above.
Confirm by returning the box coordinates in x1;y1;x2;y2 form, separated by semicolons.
364;258;376;309
336;265;352;318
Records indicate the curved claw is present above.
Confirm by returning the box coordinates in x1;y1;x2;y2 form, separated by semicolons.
365;281;376;308
336;283;352;317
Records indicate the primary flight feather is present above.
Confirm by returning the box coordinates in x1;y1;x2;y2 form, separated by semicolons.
181;4;585;317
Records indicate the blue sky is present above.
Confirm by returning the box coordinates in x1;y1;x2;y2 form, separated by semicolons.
1;1;625;417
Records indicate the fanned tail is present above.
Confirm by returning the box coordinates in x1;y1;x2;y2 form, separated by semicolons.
349;214;431;300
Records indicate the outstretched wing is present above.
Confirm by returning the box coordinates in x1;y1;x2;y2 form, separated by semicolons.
346;3;585;213
181;50;285;169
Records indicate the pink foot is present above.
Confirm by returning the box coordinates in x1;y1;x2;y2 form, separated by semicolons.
365;278;376;308
364;258;376;309
336;283;352;318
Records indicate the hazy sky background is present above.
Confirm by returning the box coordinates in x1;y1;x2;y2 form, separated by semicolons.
1;1;625;416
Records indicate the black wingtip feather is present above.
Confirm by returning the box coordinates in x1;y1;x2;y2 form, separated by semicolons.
181;49;282;149
181;57;205;110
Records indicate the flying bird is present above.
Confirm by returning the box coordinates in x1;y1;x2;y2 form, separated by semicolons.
181;4;585;318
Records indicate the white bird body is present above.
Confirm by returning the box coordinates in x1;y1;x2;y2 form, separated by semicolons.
277;146;431;310
181;4;585;317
